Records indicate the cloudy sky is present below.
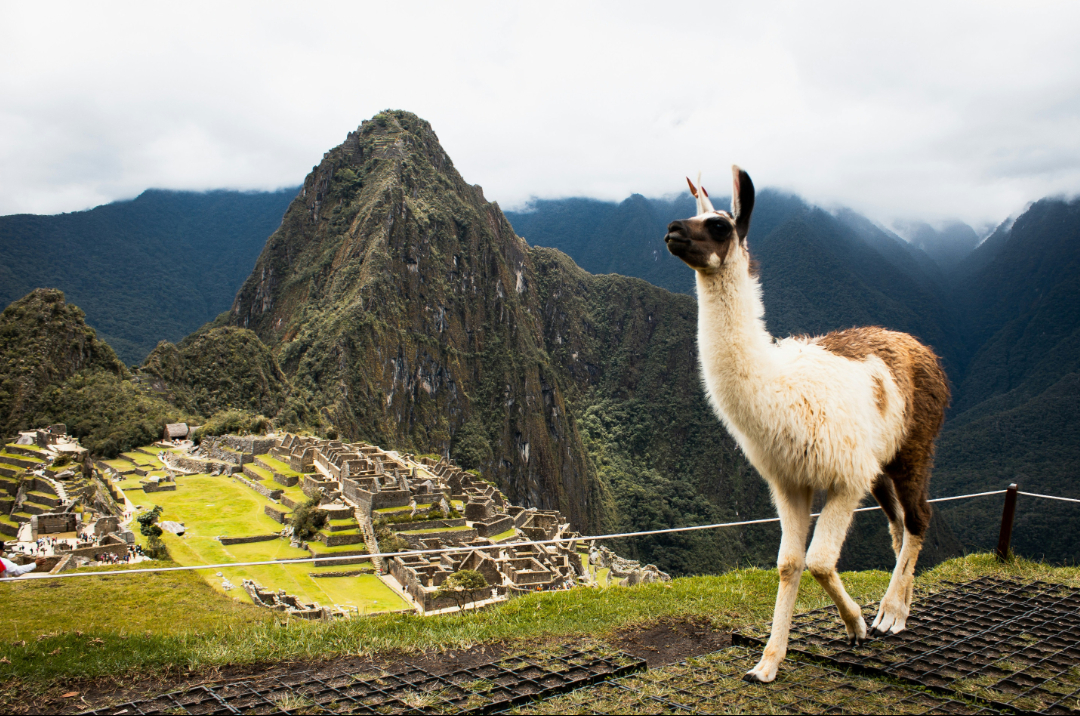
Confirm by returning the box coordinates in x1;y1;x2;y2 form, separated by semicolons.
2;1;1079;228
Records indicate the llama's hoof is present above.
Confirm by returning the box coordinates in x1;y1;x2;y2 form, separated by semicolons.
744;662;778;683
870;603;908;636
846;615;868;646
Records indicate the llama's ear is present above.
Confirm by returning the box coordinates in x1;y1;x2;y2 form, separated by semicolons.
731;165;755;240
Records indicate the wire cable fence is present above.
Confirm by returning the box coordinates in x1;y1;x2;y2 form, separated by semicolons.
7;486;1072;584
2;486;1075;584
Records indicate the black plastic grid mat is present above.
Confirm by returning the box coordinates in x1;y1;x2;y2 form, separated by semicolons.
509;645;998;715
736;576;1080;714
80;645;645;715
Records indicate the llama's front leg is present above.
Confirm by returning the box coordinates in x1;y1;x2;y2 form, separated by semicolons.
871;528;924;635
805;488;867;645
745;485;812;684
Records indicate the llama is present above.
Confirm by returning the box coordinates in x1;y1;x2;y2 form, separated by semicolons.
665;167;949;683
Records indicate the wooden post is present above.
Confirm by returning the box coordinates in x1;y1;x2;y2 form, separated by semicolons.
996;483;1019;562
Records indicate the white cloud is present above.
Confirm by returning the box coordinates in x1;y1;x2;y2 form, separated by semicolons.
2;0;1079;226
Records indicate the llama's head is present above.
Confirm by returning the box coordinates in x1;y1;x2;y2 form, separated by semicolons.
665;166;755;274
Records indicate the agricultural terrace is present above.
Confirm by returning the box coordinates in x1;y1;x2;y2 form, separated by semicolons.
111;445;407;615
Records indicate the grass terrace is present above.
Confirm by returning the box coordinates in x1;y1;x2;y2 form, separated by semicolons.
244;463;273;481
0;449;44;463
9;442;44;453
396;525;474;535
255;454;300;478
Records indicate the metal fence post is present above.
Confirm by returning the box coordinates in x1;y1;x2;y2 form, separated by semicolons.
995;483;1018;562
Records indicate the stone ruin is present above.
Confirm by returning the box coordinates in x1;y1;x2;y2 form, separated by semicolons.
241;578;341;620
1;427;135;570
255;433;601;613
588;544;671;586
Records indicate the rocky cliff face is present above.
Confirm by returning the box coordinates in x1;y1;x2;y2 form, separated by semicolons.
229;111;605;530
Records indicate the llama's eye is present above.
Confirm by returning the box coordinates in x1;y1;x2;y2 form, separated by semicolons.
707;218;731;236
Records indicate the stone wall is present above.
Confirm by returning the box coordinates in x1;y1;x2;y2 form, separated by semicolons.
398;527;477;549
172;454;235;475
273;472;299;488
233;474;282;501
474;515;515;538
200;439;251;466
344;484;411;514
264;504;289;524
321;531;365;547
219;435;277;455
303;474;334;500
31;512;77;535
218;534;280;546
62;542;130;560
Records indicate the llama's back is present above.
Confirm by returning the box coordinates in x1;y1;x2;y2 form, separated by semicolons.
708;327;948;492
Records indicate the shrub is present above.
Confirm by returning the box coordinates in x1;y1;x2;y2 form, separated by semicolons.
435;569;489;610
289;497;326;540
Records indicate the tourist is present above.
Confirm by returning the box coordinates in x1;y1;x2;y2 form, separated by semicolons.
1;553;45;579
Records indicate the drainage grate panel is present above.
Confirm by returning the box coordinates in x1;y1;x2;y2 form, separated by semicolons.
737;576;1080;714
81;644;645;715
510;645;998;715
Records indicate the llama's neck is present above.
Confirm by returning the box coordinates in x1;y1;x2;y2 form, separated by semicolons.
695;268;778;418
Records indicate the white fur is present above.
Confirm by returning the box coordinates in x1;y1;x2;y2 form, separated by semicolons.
690;214;913;683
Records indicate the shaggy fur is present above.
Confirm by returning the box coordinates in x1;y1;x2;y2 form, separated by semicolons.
665;167;949;683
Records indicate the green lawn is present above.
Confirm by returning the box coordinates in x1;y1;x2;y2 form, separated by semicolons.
490;527;518;541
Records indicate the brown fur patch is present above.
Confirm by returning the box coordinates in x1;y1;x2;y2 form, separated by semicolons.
872;374;887;416
816;326;950;537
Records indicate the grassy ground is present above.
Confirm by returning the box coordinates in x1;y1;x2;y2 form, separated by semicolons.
1;554;1074;691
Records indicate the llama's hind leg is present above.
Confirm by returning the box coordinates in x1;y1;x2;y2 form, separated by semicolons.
805;487;867;646
746;484;812;684
871;473;904;559
871;458;931;636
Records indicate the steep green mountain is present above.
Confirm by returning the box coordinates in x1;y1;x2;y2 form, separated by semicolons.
228;110;605;531
0;288;128;435
933;197;1080;564
0;288;191;455
0;187;297;365
139;326;295;420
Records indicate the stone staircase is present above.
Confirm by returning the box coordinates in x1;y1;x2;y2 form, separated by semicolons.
357;509;384;572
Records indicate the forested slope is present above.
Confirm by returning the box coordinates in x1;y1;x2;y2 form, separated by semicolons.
0;188;296;364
